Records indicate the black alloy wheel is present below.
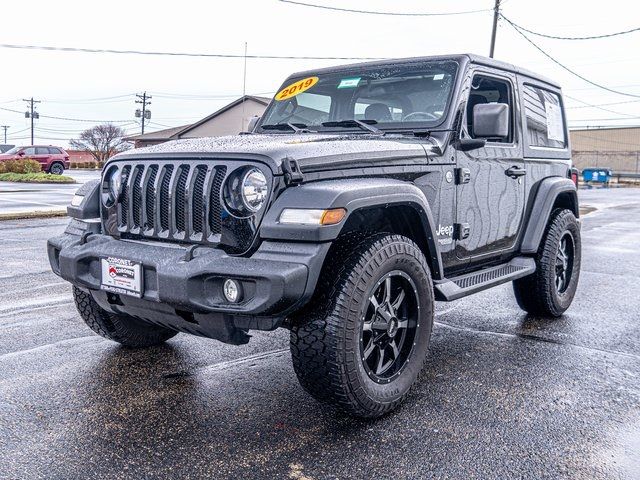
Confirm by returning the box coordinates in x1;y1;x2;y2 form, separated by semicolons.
555;232;575;294
361;271;419;383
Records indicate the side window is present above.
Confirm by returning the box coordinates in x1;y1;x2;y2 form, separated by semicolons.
467;75;513;144
36;147;49;155
523;85;566;149
48;147;61;154
23;147;36;155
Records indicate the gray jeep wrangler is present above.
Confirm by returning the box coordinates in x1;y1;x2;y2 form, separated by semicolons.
48;54;580;418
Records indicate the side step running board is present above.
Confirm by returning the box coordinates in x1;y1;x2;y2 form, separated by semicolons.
434;257;536;301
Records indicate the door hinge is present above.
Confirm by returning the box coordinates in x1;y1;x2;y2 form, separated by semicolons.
282;157;304;185
454;222;470;240
455;167;471;185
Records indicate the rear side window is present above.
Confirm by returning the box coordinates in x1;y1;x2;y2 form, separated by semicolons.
48;147;61;154
36;147;49;154
523;85;566;148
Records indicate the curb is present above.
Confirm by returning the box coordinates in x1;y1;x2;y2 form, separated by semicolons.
0;210;67;221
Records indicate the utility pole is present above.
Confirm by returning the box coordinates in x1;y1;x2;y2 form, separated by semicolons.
135;92;152;134
489;0;501;58
241;41;248;131
1;126;8;144
23;98;41;144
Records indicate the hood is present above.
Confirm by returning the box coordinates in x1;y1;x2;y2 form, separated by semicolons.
116;133;439;173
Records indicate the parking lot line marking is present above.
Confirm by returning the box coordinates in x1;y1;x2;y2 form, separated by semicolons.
435;320;640;361
0;197;67;208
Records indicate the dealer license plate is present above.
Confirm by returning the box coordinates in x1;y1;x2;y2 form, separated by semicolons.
100;257;143;298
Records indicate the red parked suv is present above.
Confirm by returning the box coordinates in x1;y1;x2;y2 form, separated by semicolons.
0;145;70;174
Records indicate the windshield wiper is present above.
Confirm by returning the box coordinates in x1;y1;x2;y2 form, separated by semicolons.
261;122;310;133
321;119;384;135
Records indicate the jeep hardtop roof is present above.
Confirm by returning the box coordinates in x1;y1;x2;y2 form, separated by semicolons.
287;53;560;90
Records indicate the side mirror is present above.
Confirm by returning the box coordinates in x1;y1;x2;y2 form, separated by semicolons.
456;138;486;152
247;116;260;133
473;103;509;139
17;151;25;156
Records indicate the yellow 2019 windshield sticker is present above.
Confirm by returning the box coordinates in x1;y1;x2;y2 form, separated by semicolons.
275;76;319;101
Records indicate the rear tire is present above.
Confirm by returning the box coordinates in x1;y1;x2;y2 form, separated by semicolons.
513;208;581;317
49;162;64;175
290;233;434;418
73;287;177;347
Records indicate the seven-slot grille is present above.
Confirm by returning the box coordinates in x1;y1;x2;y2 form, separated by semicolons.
115;162;227;243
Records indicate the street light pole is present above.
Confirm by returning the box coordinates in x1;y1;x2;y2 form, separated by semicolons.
489;0;501;58
1;126;8;144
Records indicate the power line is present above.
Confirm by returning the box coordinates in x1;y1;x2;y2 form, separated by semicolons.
278;0;492;16
0;106;131;123
501;14;640;99
564;94;640;117
0;42;381;61
567;98;640;109
502;18;640;40
43;94;135;105
150;90;274;100
570;116;640;121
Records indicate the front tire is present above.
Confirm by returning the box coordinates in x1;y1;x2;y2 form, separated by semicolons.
73;287;177;347
290;234;434;418
513;208;581;317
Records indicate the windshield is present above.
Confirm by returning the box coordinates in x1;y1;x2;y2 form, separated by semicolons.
259;60;458;133
4;146;21;154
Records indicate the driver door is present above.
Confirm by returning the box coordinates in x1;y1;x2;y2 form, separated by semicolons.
455;70;525;263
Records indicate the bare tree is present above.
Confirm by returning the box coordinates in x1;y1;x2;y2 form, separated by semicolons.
70;123;130;165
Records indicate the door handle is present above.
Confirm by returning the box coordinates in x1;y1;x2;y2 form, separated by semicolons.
505;166;526;179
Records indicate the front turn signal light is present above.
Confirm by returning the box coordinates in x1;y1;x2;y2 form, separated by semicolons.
320;208;347;225
279;208;346;225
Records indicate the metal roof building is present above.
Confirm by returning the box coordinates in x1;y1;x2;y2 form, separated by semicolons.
570;126;640;173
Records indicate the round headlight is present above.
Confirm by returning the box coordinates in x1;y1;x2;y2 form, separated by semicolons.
102;166;121;206
241;168;268;212
109;167;122;200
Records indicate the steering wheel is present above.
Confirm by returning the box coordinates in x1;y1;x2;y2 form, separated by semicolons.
402;111;438;121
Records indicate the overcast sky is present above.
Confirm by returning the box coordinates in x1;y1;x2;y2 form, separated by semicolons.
1;0;639;147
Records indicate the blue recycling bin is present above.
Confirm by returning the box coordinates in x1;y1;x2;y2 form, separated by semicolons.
582;168;612;184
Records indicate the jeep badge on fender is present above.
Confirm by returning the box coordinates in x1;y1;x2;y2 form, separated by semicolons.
48;54;580;418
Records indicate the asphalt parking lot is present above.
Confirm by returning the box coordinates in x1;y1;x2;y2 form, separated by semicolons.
1;187;639;479
0;169;100;216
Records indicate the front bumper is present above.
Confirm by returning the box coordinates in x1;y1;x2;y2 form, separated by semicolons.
48;230;329;341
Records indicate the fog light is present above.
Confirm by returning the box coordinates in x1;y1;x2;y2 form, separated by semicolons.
223;279;242;303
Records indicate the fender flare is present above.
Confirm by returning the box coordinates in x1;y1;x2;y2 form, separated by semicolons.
520;177;579;254
67;179;101;220
260;178;444;279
